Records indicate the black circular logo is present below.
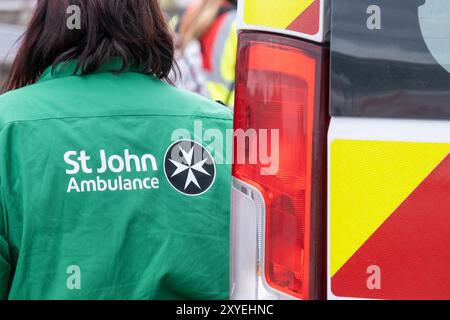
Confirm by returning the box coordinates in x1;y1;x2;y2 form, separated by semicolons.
164;140;216;196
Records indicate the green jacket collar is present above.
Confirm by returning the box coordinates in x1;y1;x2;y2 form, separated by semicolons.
38;59;139;83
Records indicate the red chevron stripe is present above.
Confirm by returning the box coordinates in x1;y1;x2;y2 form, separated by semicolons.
287;0;320;35
332;154;450;299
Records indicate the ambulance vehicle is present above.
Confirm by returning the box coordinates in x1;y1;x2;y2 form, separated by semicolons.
231;0;450;300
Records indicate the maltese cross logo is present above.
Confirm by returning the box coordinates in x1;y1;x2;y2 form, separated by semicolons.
164;140;216;196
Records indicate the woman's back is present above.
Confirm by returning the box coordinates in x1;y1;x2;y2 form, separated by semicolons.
0;59;232;300
0;0;232;300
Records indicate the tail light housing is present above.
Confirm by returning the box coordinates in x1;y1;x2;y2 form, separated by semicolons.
231;32;329;300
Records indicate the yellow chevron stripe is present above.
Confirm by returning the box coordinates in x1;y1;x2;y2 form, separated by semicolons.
243;0;315;29
330;140;450;276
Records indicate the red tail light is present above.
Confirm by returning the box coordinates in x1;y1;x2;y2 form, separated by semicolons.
232;32;329;300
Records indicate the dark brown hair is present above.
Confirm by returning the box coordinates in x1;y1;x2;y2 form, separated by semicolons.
4;0;175;92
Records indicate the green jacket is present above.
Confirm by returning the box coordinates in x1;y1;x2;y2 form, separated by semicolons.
0;61;232;300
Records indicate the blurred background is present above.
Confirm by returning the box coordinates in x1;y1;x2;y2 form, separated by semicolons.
0;0;188;87
0;0;34;87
